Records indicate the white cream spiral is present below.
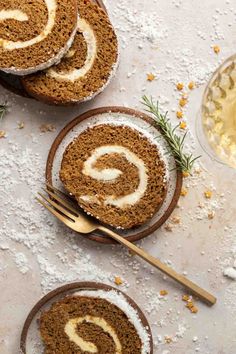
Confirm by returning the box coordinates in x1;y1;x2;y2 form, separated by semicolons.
47;18;97;82
0;0;57;50
80;145;148;209
64;316;122;353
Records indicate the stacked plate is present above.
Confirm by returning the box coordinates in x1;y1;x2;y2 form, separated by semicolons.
0;0;118;104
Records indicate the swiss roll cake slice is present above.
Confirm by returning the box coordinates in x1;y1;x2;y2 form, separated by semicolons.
60;124;167;229
0;0;78;75
21;0;118;105
40;289;152;354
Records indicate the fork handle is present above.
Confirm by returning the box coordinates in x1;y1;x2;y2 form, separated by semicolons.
98;226;216;306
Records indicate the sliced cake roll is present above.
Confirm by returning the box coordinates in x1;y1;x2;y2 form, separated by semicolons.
21;0;118;105
40;289;152;354
60;124;167;229
0;0;78;75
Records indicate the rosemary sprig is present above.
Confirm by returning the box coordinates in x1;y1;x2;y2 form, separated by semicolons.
0;102;8;121
142;95;200;173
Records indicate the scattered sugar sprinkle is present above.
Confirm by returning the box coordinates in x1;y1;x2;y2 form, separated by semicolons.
223;267;236;281
14;252;29;274
39;123;56;133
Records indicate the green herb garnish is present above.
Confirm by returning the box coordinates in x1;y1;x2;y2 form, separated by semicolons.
0;102;8;121
142;95;200;174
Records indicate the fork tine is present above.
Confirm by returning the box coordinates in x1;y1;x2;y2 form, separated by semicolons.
46;183;72;200
45;184;79;216
36;197;76;229
38;192;76;221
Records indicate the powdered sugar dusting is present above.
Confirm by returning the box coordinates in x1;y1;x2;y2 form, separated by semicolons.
14;252;30;274
1;0;236;353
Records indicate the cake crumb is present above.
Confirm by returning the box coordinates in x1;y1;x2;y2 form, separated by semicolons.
0;130;6;138
208;211;215;220
179;121;187;130
147;73;156;81
176;111;183;119
179;97;187;107
40;124;56;133
114;276;123;286
176;83;184;91
183;295;199;313
160;290;168;296
190;306;198;313
204;190;212;199
188;81;195;90
182;171;190;178
171;216;181;224
164;223;173;232
213;45;220;54
186;301;194;309
165;336;173;344
182;294;190;302
181;188;188;196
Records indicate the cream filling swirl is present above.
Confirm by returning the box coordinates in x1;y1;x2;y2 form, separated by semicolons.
64;316;122;353
0;0;57;50
81;145;148;209
0;10;28;22
47;18;97;82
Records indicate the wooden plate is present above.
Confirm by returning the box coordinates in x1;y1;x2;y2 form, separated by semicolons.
20;282;153;354
46;107;183;244
0;0;107;98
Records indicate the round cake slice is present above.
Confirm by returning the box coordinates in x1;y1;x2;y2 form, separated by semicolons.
60;124;167;229
21;0;118;105
40;289;152;354
0;0;78;75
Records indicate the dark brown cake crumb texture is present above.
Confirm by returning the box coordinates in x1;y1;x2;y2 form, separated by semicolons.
22;0;118;104
40;296;143;353
0;0;77;70
60;125;167;229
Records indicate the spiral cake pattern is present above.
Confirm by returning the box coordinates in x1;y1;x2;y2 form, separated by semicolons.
0;0;78;75
60;124;167;229
21;0;118;104
40;290;151;354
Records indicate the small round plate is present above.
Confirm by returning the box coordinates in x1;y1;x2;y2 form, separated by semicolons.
46;107;182;244
20;282;153;354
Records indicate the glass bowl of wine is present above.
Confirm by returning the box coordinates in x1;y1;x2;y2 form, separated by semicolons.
198;54;236;169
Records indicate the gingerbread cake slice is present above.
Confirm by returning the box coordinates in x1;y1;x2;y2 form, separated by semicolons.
0;0;78;75
60;124;167;229
40;289;152;354
21;0;118;105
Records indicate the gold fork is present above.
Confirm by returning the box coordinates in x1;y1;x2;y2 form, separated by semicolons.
36;185;217;306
